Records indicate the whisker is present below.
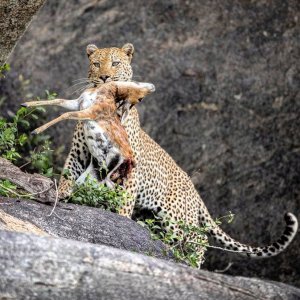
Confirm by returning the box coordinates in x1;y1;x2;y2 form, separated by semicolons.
72;78;90;83
66;81;89;90
68;81;90;89
113;76;132;82
71;86;87;95
80;83;94;93
70;83;93;95
67;84;87;96
72;77;90;80
64;83;90;95
70;80;90;85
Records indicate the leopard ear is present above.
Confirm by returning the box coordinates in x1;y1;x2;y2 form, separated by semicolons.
86;44;98;57
122;43;134;61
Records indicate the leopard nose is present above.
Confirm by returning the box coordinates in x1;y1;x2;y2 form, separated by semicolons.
100;75;110;82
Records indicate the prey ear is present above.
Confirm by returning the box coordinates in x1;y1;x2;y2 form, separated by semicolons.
86;44;98;57
122;43;134;61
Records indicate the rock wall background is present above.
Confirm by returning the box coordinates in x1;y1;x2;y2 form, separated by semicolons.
0;0;299;287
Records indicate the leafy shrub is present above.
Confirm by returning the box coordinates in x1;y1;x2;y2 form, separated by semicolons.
67;176;130;213
138;212;234;268
0;104;57;197
0;64;58;175
0;105;56;176
0;64;59;196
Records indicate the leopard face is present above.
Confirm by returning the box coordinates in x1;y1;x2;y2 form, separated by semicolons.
87;43;134;85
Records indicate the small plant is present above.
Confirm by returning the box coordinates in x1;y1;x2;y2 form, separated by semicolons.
0;91;58;177
215;211;235;225
138;214;208;268
0;180;18;197
0;106;43;161
67;176;130;213
0;65;59;197
0;179;35;199
0;104;56;197
0;63;10;78
138;212;235;268
30;140;54;177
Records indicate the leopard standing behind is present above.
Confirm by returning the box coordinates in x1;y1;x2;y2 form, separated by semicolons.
58;43;298;261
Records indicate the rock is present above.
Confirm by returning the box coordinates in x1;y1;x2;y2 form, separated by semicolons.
0;158;56;203
0;0;46;65
1;230;300;300
0;196;171;260
0;208;49;236
0;0;299;287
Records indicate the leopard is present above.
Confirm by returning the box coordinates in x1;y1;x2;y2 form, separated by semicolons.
58;43;298;263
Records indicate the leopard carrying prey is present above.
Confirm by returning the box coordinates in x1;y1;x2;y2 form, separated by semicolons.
22;80;155;188
56;43;298;260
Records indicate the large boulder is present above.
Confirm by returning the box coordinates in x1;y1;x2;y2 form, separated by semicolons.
0;0;299;287
0;196;171;260
1;230;300;300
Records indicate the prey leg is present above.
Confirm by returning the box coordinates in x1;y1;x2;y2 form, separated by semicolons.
31;107;97;135
22;98;81;111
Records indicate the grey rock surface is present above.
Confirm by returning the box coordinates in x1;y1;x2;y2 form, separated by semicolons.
0;158;56;203
0;0;46;65
0;0;299;287
1;230;300;300
0;196;171;260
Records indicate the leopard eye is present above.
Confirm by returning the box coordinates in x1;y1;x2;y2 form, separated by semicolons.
112;61;120;67
93;62;100;68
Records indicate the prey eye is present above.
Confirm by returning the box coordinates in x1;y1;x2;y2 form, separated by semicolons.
112;61;120;67
93;62;100;68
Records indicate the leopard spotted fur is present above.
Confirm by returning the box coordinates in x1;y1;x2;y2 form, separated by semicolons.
58;43;298;262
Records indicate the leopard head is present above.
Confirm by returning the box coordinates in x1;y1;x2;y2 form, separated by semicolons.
87;43;134;85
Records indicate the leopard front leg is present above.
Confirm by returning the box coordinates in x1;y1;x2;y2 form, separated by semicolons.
58;121;90;199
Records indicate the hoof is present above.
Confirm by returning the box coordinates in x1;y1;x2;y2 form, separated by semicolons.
31;130;38;135
21;103;28;107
